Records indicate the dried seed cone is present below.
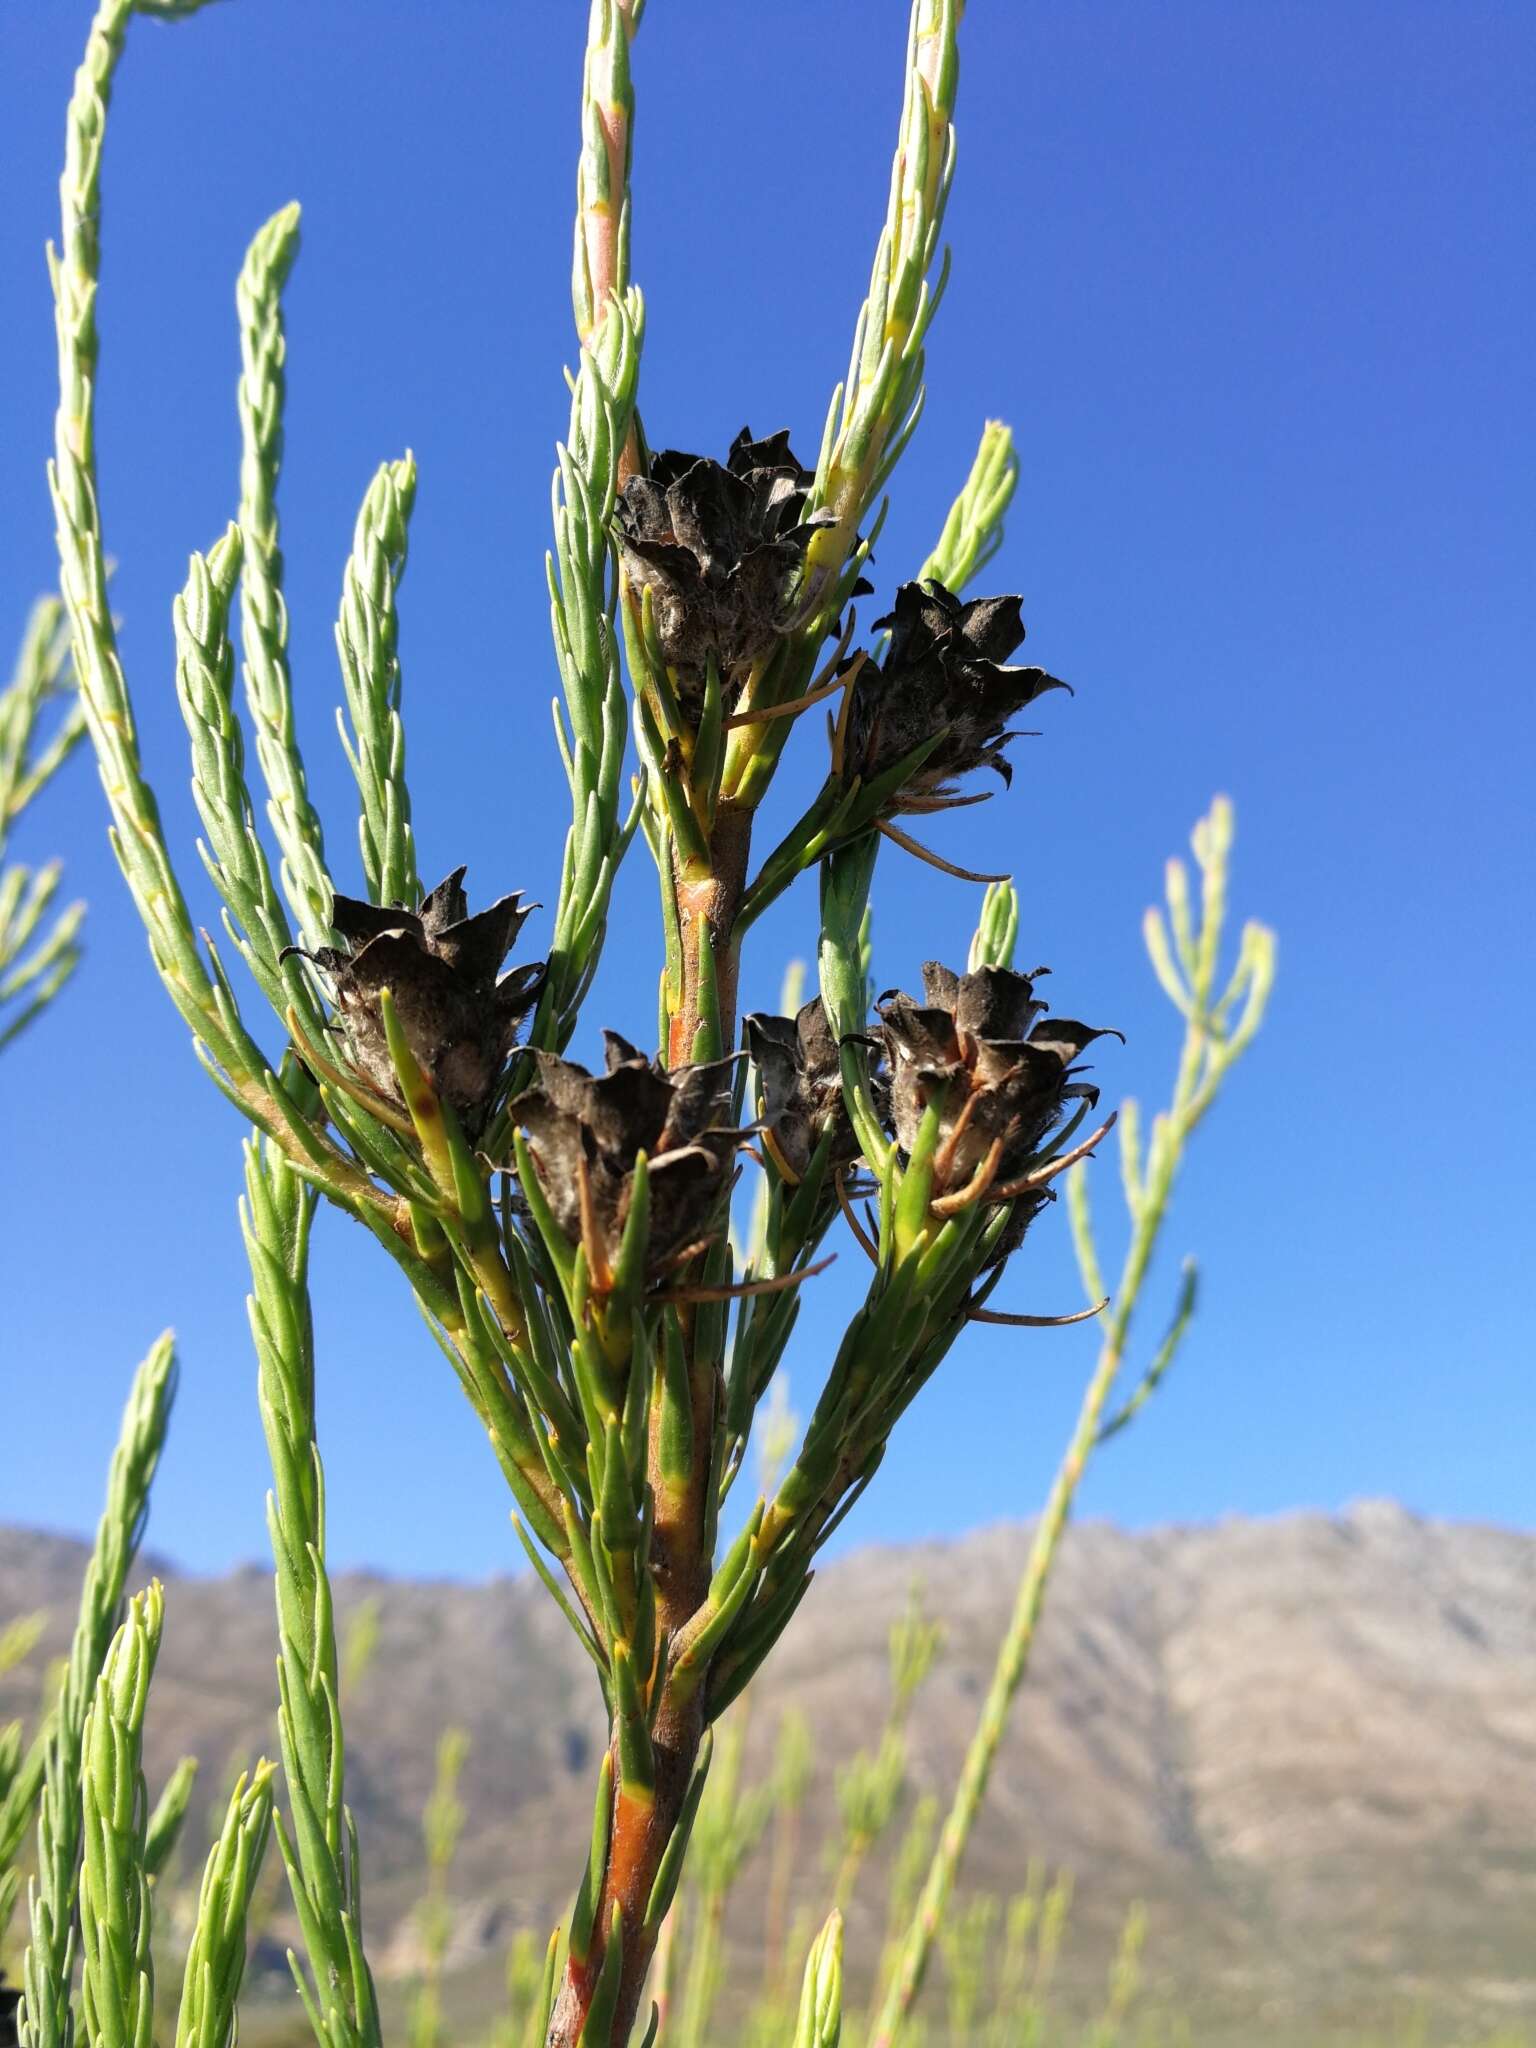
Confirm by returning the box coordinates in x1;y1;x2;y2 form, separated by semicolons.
879;961;1116;1244
744;996;866;1181
843;579;1069;808
616;427;832;714
303;867;545;1136
511;1034;748;1281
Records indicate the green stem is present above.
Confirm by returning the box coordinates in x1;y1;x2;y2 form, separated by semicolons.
865;1324;1127;2048
15;1338;177;2048
241;1135;381;2048
236;202;335;950
75;1586;162;2048
869;801;1276;2045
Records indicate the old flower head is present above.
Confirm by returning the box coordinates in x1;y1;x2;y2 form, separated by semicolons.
878;962;1117;1240
744;996;868;1184
298;868;545;1137
616;427;832;716
841;579;1068;811
511;1035;747;1285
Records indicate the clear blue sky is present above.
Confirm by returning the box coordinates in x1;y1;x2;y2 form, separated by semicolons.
1;3;1530;1579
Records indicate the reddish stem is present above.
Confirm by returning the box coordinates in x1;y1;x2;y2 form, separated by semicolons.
665;803;752;1068
548;802;753;2046
547;1336;716;2046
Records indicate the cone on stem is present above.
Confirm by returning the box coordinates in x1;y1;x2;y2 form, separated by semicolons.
841;580;1067;810
616;430;837;718
511;1035;748;1285
289;867;544;1137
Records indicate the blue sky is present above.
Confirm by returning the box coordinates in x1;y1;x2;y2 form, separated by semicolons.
1;2;1530;1580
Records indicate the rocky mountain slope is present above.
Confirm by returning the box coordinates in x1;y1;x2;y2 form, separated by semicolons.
3;1504;1533;2037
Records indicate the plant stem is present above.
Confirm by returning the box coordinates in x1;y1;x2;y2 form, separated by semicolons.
242;1134;381;2048
869;802;1275;2045
15;1339;176;2048
549;819;752;2043
866;1326;1127;2048
548;1646;705;2046
666;804;752;1066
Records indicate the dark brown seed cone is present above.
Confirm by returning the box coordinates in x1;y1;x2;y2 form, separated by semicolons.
879;960;1117;1251
510;1032;750;1282
298;868;545;1137
616;427;834;717
843;579;1069;808
744;995;870;1182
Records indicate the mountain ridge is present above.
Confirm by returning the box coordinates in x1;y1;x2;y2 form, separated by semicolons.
12;1491;1528;1586
3;1502;1533;2036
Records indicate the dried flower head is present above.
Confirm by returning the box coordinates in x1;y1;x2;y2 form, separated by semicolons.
842;579;1069;810
512;1034;747;1283
615;427;832;713
296;868;545;1137
878;961;1116;1240
744;996;867;1183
